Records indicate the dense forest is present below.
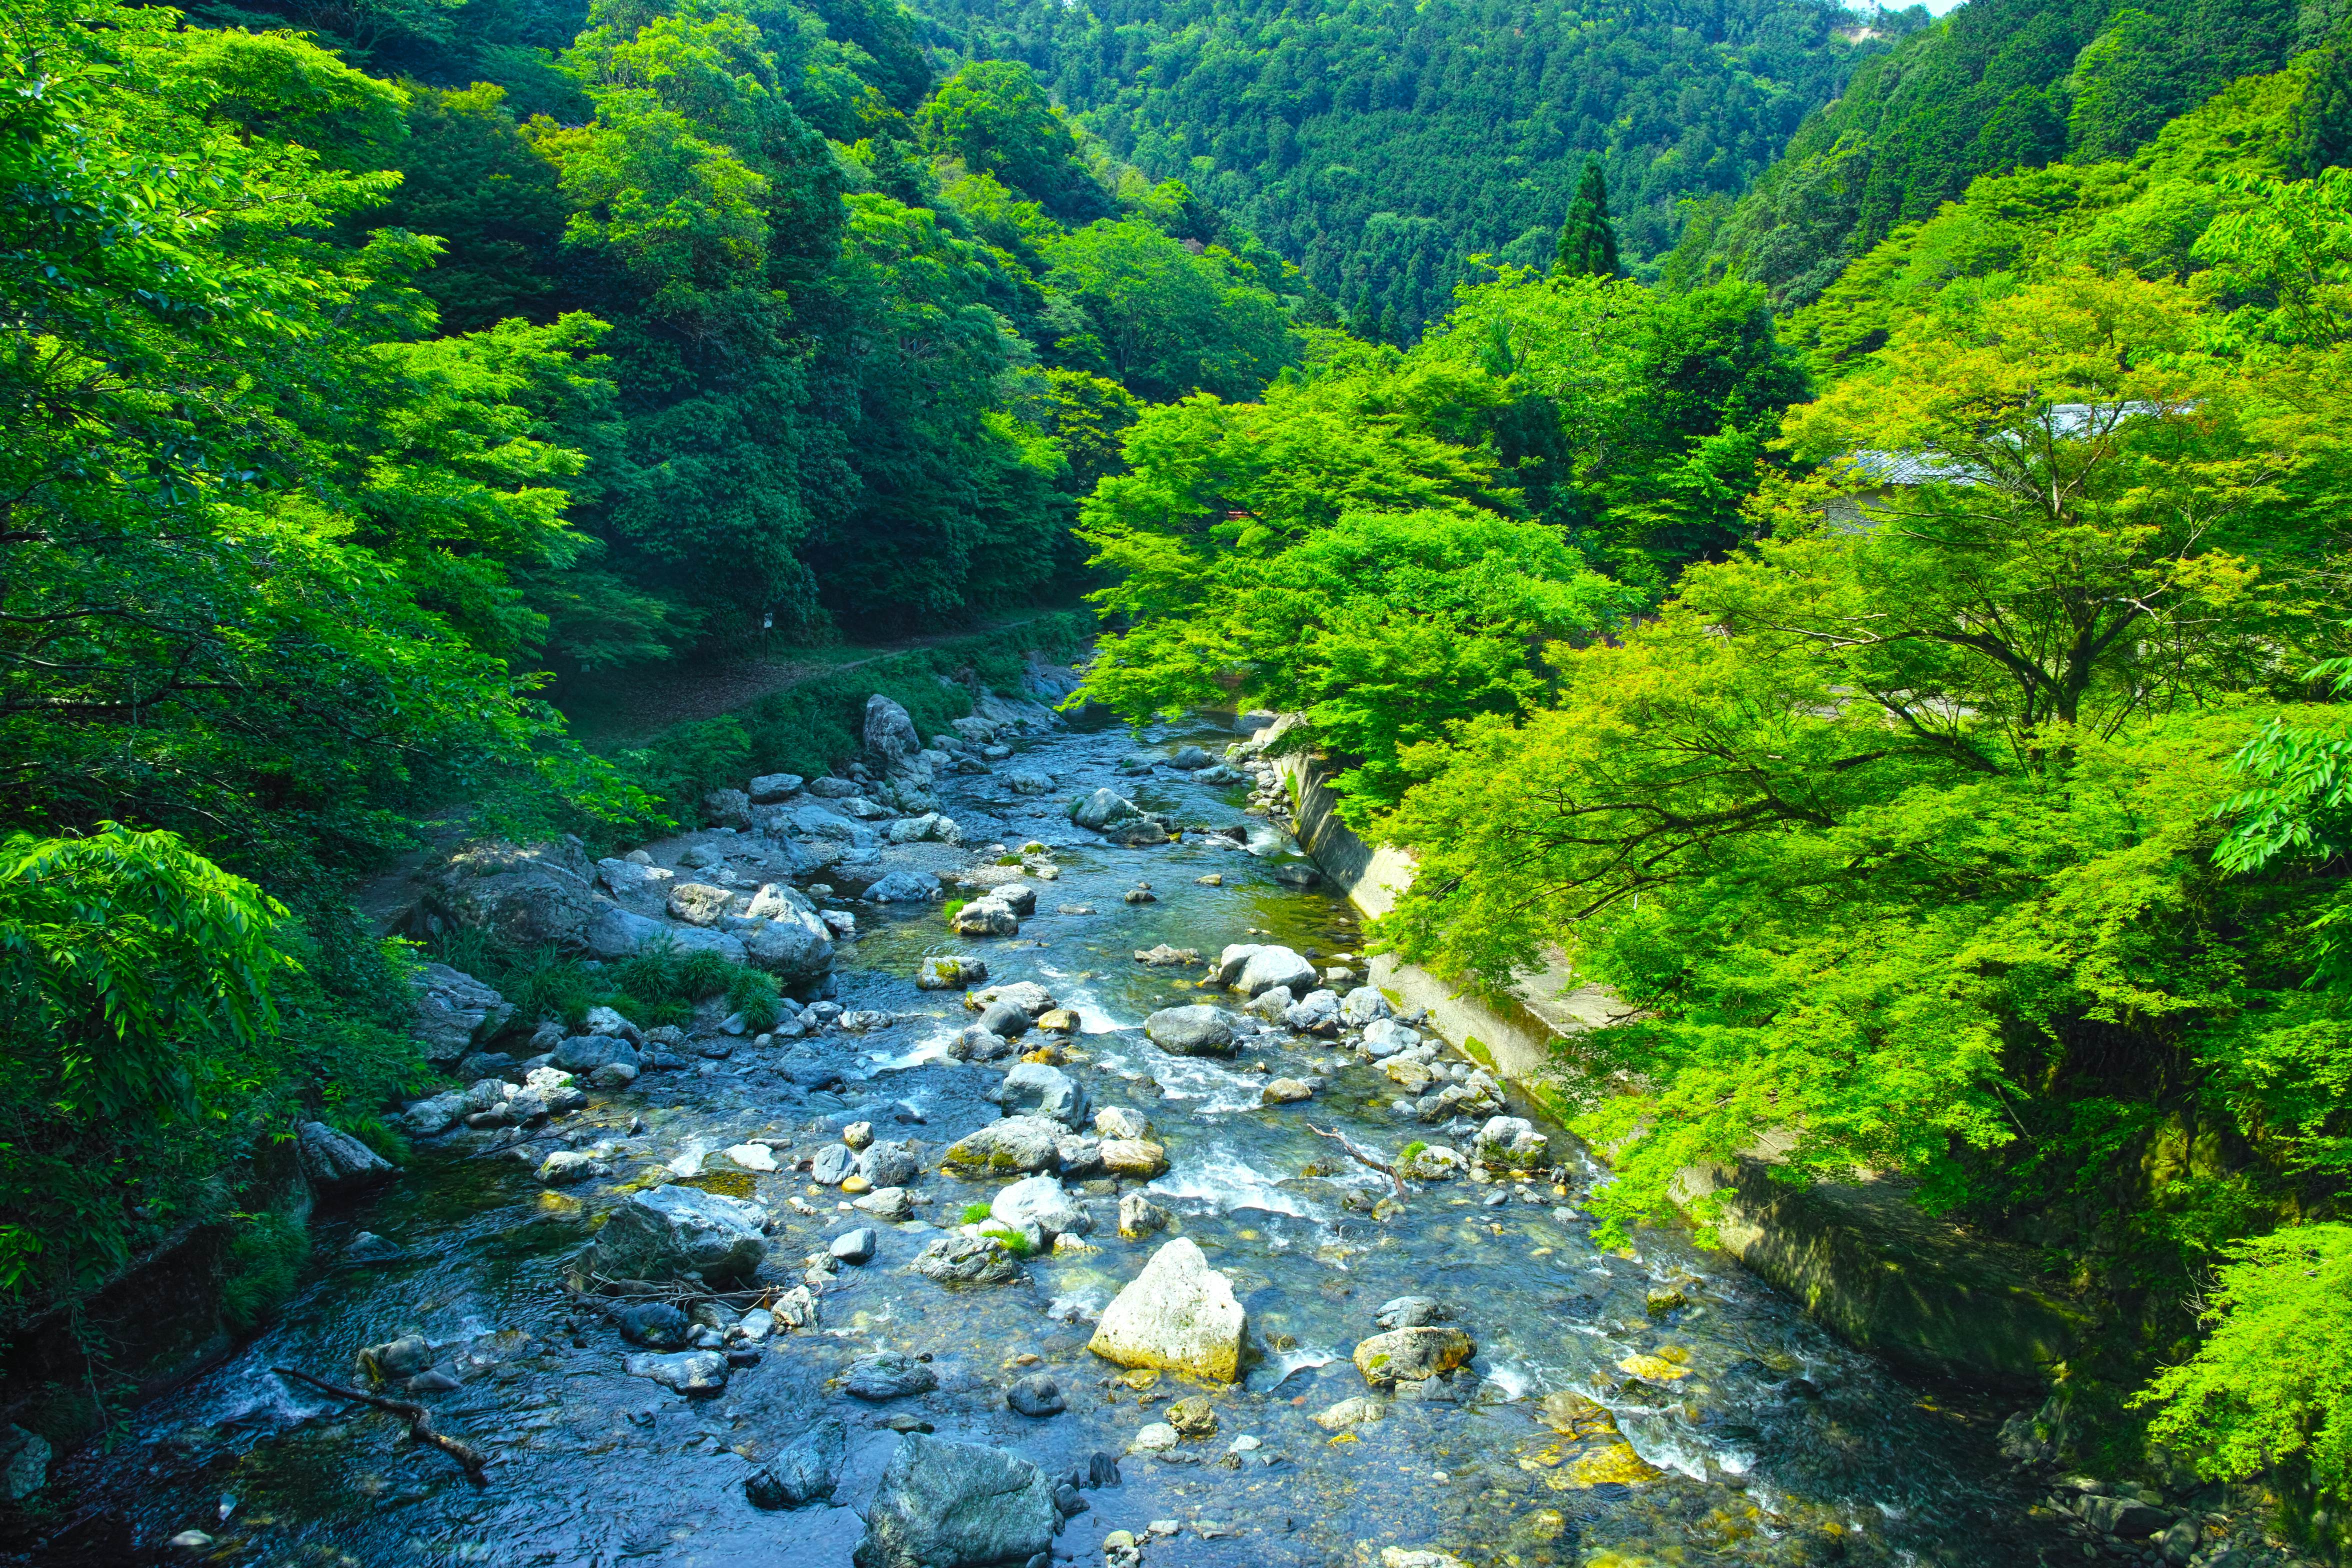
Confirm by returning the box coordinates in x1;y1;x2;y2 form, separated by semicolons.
4;0;2352;1551
912;0;1920;334
1690;0;2352;301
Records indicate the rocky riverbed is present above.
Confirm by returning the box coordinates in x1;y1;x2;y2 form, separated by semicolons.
28;701;2211;1568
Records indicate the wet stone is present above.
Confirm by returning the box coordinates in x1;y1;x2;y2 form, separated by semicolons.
844;1350;938;1401
1006;1373;1066;1417
626;1350;728;1396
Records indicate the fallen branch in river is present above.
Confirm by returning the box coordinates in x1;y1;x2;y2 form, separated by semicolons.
1306;1123;1406;1198
271;1366;490;1482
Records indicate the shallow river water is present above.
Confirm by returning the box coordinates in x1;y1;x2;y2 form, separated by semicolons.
34;713;2072;1568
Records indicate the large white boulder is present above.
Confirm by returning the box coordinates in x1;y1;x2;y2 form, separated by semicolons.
1235;946;1317;998
1088;1238;1246;1383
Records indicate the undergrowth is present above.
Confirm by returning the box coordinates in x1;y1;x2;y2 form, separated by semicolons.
434;928;783;1034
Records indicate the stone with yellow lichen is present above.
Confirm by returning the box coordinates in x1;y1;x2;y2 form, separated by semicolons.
1536;1390;1619;1437
1567;1442;1668;1488
1616;1352;1691;1382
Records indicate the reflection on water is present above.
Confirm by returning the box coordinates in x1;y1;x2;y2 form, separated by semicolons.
20;715;2067;1568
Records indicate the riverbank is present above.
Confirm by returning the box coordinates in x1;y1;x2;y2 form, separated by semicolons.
1255;722;2091;1394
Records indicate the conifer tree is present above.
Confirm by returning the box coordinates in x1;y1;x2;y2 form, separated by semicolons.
1555;160;1622;278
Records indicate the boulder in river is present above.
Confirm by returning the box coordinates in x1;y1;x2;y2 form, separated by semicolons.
1069;788;1140;830
419;840;597;952
1400;1144;1468;1181
988;1062;1087;1126
748;772;804;803
666;882;735;926
912;1234;1022;1286
1313;1395;1388;1431
991;1176;1087;1240
616;1302;690;1349
1235;946;1318;998
1094;1106;1150;1139
740;906;836;979
865;694;924;770
830;1228;880;1265
585;904;748;966
400;1090;467;1138
1006;1372;1065;1418
746;1416;844;1510
970;980;1054;1015
1118;1193;1168;1238
1340;986;1392;1026
1213;943;1261;984
626;1350;729;1396
858;1139;922;1188
1143;1005;1234;1056
588;1186;766;1284
852;1434;1058;1568
1088;1238;1246;1382
1472;1116;1550;1170
296;1121;396;1198
866;869;943;902
1098;1138;1168;1178
1352;1326;1476;1386
950;902;1018;938
941;1116;1064;1174
812;1144;856;1185
1375;1296;1454;1330
916;954;987;990
846;1350;938;1400
1285;988;1342;1034
978;999;1030;1038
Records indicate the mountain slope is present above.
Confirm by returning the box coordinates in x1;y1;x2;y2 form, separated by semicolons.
911;0;1914;334
1698;0;2328;303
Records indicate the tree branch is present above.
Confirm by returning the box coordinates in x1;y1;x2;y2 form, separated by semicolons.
270;1366;491;1482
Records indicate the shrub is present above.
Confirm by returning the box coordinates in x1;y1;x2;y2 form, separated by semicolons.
220;1210;310;1334
2133;1223;2352;1518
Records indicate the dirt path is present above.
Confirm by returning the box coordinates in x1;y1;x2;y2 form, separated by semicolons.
558;608;1083;749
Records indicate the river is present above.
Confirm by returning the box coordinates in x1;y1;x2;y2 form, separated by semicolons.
32;710;2068;1568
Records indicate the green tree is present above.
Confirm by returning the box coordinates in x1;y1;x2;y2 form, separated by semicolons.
1086;510;1638;822
1555;160;1622;279
917;59;1107;222
1042;219;1300;400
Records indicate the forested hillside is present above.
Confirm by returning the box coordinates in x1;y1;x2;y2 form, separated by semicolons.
1690;0;2350;301
910;0;1916;335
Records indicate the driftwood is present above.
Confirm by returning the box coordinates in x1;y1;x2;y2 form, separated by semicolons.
1306;1123;1406;1198
272;1366;490;1482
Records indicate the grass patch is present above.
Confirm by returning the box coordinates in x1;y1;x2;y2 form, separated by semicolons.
980;1226;1032;1256
942;898;968;924
1400;1140;1428;1162
961;1202;994;1224
435;929;782;1034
